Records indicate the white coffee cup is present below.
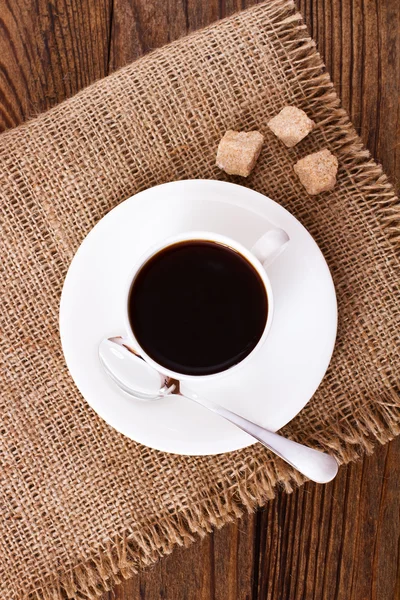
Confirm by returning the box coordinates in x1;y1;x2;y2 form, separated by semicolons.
121;229;290;383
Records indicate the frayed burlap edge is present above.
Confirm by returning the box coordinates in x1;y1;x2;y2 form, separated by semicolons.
29;391;400;600
22;2;399;599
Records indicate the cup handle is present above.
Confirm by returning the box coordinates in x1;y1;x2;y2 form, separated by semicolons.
251;228;290;269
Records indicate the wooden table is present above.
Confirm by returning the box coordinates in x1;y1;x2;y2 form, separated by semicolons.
1;1;399;598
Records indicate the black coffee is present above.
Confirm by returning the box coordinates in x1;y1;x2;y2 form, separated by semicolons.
128;241;268;376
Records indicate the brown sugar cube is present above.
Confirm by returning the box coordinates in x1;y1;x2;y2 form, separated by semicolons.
294;149;338;195
267;106;315;147
216;130;264;177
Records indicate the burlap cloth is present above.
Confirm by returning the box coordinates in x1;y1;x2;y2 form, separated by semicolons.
0;1;399;598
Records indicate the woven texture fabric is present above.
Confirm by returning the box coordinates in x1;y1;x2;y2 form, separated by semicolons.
0;2;399;598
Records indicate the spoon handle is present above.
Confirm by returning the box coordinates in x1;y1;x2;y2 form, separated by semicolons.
184;391;338;483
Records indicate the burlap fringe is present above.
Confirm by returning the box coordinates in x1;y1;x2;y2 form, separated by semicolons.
24;2;399;599
27;388;400;600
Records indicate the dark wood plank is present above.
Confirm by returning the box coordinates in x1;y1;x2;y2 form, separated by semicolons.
108;0;264;70
256;438;400;600
0;1;398;599
298;0;400;186
0;0;112;130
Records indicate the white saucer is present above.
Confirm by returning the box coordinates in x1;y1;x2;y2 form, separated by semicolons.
60;180;337;455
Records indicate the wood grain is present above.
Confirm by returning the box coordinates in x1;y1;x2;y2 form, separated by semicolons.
0;0;112;129
0;1;398;599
